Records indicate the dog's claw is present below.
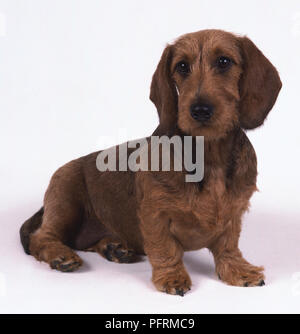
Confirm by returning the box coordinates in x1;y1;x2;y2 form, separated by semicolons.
243;280;265;287
115;248;126;257
59;263;80;272
175;288;185;297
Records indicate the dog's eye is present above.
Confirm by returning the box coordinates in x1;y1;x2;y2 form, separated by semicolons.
217;56;232;70
175;61;190;75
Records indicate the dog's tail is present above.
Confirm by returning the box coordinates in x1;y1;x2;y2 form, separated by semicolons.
20;207;44;254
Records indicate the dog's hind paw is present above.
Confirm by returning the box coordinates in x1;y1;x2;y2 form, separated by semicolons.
50;254;82;272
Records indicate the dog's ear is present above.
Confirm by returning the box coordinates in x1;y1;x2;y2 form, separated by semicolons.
238;36;282;129
150;45;178;135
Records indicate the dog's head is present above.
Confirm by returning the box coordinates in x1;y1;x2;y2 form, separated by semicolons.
150;30;282;139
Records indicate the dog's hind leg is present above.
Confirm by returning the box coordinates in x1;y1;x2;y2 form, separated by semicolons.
29;160;85;272
29;204;83;272
30;234;82;272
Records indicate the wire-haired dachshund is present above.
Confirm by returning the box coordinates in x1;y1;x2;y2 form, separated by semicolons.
20;29;281;296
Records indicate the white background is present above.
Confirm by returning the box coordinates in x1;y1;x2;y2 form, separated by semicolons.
0;0;300;314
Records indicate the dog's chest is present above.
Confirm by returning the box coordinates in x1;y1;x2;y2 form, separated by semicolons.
170;167;233;251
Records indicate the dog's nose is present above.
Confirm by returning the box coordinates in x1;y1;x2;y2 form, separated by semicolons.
190;103;214;122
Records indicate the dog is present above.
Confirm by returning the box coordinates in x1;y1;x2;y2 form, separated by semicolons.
20;29;281;296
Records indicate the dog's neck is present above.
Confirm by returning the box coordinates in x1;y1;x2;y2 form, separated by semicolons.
165;124;239;149
161;125;241;184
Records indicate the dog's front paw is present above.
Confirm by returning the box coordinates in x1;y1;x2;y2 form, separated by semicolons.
152;264;192;296
216;255;265;287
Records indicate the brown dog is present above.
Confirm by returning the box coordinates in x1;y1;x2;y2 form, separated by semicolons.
20;29;281;296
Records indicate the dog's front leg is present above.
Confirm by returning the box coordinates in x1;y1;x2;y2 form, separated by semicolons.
209;217;265;287
140;211;191;296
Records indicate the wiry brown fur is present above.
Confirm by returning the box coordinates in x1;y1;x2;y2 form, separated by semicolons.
20;30;281;295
